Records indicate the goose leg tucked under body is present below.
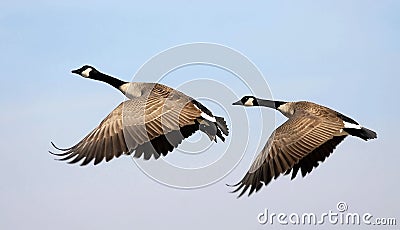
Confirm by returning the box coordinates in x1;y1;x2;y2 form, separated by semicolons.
50;65;229;165
230;96;377;197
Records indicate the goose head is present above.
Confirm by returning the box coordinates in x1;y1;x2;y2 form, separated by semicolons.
232;96;259;106
71;65;132;98
71;65;99;78
233;96;287;111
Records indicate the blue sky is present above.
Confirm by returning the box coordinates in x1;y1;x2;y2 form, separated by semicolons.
1;1;399;229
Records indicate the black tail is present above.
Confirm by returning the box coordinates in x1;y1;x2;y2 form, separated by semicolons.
344;127;377;141
215;116;229;136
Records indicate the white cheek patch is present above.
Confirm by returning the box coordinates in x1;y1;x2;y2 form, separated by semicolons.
244;98;254;106
81;68;92;78
343;121;362;129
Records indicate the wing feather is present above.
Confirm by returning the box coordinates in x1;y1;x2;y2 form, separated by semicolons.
50;84;204;165
231;111;345;197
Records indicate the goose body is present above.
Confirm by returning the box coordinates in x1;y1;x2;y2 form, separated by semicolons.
230;96;377;197
50;65;229;165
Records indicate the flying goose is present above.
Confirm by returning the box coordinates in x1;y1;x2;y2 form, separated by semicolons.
230;96;377;197
50;65;229;165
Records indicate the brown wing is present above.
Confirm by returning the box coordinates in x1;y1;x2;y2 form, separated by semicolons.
50;102;128;166
231;112;344;197
285;136;346;179
123;91;202;160
50;87;203;165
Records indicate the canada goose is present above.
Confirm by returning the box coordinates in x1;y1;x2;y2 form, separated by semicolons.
230;96;377;197
50;65;229;165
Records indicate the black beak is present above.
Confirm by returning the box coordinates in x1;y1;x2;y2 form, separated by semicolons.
232;100;243;105
71;69;80;74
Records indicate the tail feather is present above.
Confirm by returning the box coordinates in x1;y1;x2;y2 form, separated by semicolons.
344;127;377;141
216;128;224;142
360;127;377;140
215;116;229;136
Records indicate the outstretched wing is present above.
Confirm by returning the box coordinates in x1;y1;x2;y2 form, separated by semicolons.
50;85;203;165
231;112;344;197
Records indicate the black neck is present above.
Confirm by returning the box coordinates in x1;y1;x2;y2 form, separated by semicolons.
257;99;286;109
90;71;127;89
